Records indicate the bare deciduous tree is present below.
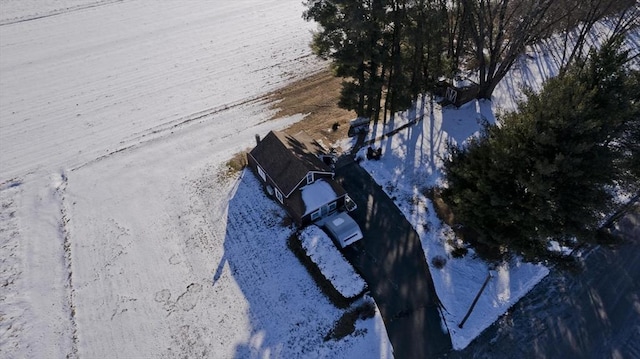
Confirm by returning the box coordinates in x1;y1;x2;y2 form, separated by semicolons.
450;0;638;99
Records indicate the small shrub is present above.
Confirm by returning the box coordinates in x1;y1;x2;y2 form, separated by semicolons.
431;255;447;269
423;187;435;200
281;215;293;227
325;312;356;341
432;188;455;226
451;246;468;258
357;300;376;320
446;236;468;258
226;151;248;173
325;300;376;341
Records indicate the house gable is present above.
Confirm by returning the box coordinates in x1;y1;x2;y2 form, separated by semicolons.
286;179;347;225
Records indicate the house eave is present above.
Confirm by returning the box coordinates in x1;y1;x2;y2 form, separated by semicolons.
288;170;335;197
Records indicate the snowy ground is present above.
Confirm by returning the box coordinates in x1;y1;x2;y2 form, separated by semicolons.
2;0;638;357
0;0;321;180
0;1;393;358
494;16;640;111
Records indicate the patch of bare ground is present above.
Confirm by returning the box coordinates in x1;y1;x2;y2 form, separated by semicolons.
266;69;356;151
225;69;354;173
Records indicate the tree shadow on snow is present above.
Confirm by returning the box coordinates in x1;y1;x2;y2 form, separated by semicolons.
450;225;640;358
335;160;453;358
368;97;495;190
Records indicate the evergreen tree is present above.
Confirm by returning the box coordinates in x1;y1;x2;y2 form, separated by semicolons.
304;0;389;119
304;0;449;121
442;37;640;261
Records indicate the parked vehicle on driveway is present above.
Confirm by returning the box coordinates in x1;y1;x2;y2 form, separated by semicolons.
321;211;363;248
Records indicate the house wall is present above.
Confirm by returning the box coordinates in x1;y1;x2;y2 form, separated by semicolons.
247;153;284;202
434;81;479;107
248;152;305;224
300;194;346;226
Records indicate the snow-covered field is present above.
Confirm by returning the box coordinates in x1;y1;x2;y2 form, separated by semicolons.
0;0;321;180
0;1;393;358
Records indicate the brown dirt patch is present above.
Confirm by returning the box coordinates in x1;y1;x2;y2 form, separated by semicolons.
266;69;356;150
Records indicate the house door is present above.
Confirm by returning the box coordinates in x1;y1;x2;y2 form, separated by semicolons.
320;204;330;217
320;201;337;217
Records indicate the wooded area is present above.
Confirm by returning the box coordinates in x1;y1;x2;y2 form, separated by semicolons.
304;0;637;121
304;0;639;262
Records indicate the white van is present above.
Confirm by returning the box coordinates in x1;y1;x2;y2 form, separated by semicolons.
321;212;363;248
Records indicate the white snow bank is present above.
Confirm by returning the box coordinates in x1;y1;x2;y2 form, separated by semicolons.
302;179;337;215
299;225;367;299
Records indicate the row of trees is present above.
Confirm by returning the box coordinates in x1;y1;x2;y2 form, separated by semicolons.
304;0;446;122
304;0;637;121
441;37;640;261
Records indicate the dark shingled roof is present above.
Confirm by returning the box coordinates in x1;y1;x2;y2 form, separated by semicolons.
249;131;332;197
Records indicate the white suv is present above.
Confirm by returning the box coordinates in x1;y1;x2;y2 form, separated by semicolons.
321;212;363;248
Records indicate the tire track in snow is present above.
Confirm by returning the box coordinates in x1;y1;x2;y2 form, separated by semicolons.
0;184;25;357
70;95;268;172
0;0;126;26
54;171;79;358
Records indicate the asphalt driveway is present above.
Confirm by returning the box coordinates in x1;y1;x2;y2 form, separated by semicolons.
335;160;452;359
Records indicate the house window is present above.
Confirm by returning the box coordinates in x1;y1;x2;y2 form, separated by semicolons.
275;189;283;203
257;166;266;182
328;201;337;212
306;172;313;184
311;210;321;221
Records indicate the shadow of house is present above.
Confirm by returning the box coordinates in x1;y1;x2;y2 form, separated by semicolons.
210;170;392;358
247;130;350;226
220;171;335;358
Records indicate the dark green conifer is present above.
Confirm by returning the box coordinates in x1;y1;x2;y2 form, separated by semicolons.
442;37;640;261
